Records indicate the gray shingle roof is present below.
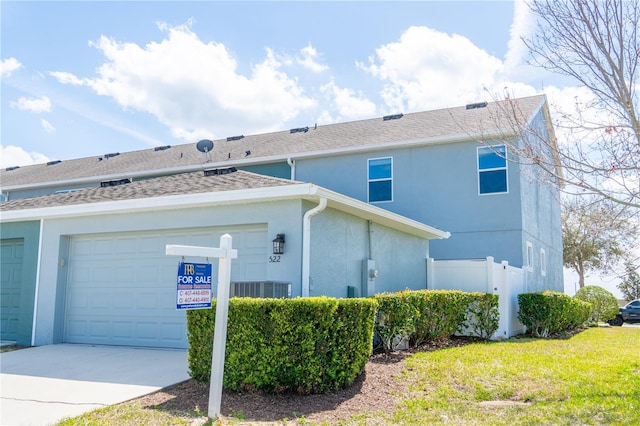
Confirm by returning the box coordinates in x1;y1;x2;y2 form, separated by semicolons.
1;95;546;188
0;169;296;211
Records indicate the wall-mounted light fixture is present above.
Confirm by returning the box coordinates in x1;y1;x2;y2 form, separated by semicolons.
272;233;285;255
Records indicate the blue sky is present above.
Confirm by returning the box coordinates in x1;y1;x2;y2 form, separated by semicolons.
2;1;619;295
1;0;578;167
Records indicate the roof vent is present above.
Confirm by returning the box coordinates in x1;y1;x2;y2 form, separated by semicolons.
245;150;251;157
465;102;488;110
227;135;245;142
383;113;403;121
154;145;171;151
204;167;238;176
100;178;131;187
5;166;20;171
290;127;309;134
47;160;62;166
104;152;120;158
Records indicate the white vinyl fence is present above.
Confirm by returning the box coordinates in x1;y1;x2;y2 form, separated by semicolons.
426;257;527;339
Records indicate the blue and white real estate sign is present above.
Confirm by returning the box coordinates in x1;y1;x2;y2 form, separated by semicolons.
176;262;212;310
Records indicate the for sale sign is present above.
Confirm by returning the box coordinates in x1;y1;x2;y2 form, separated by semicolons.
176;262;212;310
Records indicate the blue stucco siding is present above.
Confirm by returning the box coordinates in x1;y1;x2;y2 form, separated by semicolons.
0;220;40;346
308;207;369;298
296;139;525;265
239;162;290;179
517;111;563;292
308;207;430;298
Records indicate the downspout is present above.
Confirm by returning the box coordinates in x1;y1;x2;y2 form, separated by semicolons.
31;219;44;346
287;157;296;180
301;197;327;297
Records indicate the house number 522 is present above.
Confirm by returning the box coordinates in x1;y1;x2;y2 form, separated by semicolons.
269;256;281;263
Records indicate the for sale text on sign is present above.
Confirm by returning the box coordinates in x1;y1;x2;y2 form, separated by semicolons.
176;262;212;310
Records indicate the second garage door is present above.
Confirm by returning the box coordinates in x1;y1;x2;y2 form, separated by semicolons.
64;225;267;348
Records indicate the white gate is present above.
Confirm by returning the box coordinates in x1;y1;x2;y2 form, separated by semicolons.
426;257;526;339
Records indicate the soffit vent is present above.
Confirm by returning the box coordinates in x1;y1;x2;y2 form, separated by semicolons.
383;113;403;121
100;178;131;187
227;135;245;142
47;160;62;166
154;145;171;151
290;127;309;134
5;166;20;171
466;102;488;110
204;167;238;176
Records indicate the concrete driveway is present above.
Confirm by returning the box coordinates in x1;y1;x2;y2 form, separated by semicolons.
0;344;190;426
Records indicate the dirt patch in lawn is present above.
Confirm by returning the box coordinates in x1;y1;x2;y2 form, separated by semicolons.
131;337;477;424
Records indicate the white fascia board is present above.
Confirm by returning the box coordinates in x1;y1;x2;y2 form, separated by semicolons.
1;181;449;240
0;183;316;222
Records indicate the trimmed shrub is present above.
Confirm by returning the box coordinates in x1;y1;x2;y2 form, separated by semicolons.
186;296;377;394
465;292;500;340
407;290;472;345
518;291;590;337
374;289;496;350
573;285;620;325
373;290;418;352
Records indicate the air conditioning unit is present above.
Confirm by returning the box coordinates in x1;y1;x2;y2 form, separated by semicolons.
230;281;291;299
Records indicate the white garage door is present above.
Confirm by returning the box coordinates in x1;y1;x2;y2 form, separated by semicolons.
64;225;267;348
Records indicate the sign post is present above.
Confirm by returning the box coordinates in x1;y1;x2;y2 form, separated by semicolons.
166;234;237;419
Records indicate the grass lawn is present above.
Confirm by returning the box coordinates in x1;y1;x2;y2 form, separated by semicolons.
57;327;639;425
395;327;640;425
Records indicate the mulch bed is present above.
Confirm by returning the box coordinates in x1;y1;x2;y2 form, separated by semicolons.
131;337;479;424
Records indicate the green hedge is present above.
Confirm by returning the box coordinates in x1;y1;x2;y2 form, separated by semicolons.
573;285;620;325
518;291;590;337
465;292;500;340
186;296;377;394
374;290;500;352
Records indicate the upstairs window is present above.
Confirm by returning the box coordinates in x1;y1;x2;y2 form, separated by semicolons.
368;157;393;202
478;145;508;194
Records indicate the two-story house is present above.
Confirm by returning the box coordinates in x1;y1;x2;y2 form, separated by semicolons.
0;94;561;348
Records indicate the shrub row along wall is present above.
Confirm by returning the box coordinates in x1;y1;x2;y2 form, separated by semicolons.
374;290;499;352
187;297;377;394
518;291;590;337
187;290;497;394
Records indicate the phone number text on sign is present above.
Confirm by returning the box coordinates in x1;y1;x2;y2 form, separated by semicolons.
176;262;212;310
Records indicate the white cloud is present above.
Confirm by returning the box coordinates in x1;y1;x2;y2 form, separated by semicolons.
41;118;56;133
0;58;23;78
320;81;377;120
10;96;52;113
358;26;504;112
49;71;86;86
52;22;316;141
504;0;535;73
0;145;50;169
297;44;328;73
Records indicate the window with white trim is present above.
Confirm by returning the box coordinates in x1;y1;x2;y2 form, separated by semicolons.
368;157;393;203
540;248;547;276
526;242;534;271
477;145;508;194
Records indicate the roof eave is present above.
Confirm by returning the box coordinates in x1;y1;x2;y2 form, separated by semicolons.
0;183;449;240
1;130;516;193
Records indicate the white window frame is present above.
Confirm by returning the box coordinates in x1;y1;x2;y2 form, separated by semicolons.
477;144;509;195
540;248;547;276
367;156;393;203
526;242;534;271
